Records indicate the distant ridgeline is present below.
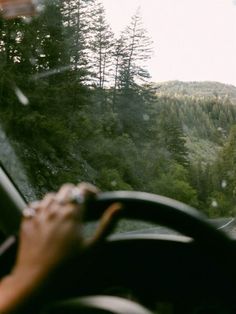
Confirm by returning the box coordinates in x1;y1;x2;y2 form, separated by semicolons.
154;81;236;161
149;81;236;217
155;81;236;104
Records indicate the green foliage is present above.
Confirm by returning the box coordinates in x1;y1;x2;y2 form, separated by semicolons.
148;163;199;208
206;125;236;217
1;1;236;219
207;191;235;218
97;168;133;191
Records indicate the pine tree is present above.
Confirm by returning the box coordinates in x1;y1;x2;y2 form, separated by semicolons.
110;9;153;132
111;36;126;107
156;104;189;167
62;0;95;82
89;1;114;88
209;125;236;216
117;8;153;90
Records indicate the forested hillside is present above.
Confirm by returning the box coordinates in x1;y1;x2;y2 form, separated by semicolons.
153;88;236;216
0;0;236;217
156;81;236;104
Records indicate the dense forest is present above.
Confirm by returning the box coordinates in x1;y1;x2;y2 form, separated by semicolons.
1;0;236;218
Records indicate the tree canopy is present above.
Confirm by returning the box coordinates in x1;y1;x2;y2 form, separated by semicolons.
1;0;236;218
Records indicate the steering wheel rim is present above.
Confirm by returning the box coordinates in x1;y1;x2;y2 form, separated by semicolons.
43;191;236;313
85;191;232;249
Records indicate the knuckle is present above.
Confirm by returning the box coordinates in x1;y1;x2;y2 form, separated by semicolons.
77;182;99;196
43;192;56;202
59;183;75;192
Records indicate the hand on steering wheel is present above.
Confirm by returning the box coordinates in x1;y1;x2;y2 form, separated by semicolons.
17;183;122;277
0;183;122;314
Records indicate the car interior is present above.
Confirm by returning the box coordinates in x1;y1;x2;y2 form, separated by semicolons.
0;164;236;313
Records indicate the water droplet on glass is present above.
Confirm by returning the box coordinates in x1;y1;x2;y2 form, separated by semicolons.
36;4;45;13
36;47;43;55
29;57;37;65
111;180;117;187
14;87;29;106
10;32;16;39
22;17;32;24
211;200;218;208
221;180;227;189
143;114;150;121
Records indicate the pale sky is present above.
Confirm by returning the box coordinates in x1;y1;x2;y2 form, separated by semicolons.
101;0;236;87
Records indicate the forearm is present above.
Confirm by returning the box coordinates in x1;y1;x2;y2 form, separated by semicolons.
0;267;46;314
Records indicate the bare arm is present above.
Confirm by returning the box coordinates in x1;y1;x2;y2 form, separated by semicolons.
0;183;121;314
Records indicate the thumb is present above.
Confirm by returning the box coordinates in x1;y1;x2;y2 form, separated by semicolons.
85;203;123;247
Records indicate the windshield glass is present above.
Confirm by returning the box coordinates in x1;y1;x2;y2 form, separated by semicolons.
0;0;236;234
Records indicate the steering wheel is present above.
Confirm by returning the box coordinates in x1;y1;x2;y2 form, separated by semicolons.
87;191;231;246
42;191;236;314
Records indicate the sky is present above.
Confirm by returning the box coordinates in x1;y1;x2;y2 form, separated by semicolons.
101;0;236;86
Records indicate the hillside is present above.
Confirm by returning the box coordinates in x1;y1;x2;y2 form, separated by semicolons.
154;81;236;105
151;80;236;166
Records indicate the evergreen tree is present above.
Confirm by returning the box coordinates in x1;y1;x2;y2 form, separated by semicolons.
89;1;114;89
208;125;236;216
110;9;153;133
117;8;153;90
112;36;126;105
62;0;95;82
155;103;189;167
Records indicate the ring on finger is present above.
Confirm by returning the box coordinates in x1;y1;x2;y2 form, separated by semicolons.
66;187;85;205
23;207;36;218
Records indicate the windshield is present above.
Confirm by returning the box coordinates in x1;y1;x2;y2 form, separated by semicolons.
0;0;236;234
